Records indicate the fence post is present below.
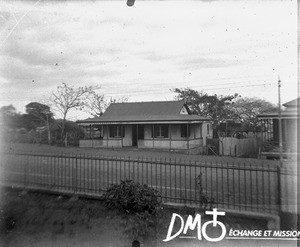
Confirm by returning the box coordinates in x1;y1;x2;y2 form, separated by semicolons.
75;154;78;194
24;153;29;188
277;163;282;227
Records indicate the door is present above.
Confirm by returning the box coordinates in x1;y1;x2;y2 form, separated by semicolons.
132;125;137;146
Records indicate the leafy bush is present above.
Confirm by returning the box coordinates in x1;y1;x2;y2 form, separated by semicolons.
103;180;161;215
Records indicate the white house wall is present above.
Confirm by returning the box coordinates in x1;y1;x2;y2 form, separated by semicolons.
143;124;199;140
189;139;203;149
79;139;93;148
79;139;122;148
79;123;206;150
138;124;203;150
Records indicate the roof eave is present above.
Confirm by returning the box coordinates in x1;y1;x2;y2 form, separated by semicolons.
77;119;210;125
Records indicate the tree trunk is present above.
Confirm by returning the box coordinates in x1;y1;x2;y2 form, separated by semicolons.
61;114;67;147
64;134;68;147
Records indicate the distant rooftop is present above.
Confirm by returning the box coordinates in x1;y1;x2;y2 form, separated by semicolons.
258;98;299;119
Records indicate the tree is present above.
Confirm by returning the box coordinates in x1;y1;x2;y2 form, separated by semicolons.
25;102;53;124
106;96;128;108
85;92;128;117
0;105;23;129
49;83;99;146
173;88;239;127
229;97;277;132
50;119;83;146
0;105;17;116
85;92;106;117
25;102;54;145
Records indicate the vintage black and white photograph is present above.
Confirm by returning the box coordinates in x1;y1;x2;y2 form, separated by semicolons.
0;0;298;246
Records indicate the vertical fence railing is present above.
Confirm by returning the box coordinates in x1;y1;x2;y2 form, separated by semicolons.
0;151;295;214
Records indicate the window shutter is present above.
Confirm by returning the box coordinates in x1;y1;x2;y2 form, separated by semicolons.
122;126;125;137
151;125;154;138
164;125;169;138
181;124;186;137
109;126;114;137
154;125;158;138
155;125;159;138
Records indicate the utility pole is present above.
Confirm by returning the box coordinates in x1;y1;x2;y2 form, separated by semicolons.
277;77;283;224
278;77;283;166
42;110;51;145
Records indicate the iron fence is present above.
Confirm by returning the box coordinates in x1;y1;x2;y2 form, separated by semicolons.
0;151;296;214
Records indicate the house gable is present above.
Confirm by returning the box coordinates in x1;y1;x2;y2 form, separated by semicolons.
282;97;299;108
180;105;189;115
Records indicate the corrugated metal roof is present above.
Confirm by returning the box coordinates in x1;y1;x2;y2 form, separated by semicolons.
282;98;300;108
77;100;210;124
103;100;186;117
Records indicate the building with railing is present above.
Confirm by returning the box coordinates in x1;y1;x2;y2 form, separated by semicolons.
258;98;298;158
77;100;212;153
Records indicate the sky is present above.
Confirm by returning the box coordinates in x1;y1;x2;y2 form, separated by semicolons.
0;0;297;120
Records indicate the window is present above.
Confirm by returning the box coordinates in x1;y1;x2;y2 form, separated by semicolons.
207;124;209;135
152;125;169;138
109;125;125;138
81;125;91;140
92;125;103;139
181;124;190;138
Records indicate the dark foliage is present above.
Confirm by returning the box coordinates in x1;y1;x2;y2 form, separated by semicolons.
0;102;83;146
103;180;164;243
25;102;54;127
103;180;161;215
173;88;239;127
50;119;83;146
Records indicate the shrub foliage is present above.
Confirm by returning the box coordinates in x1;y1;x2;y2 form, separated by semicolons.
103;180;163;243
103;180;161;215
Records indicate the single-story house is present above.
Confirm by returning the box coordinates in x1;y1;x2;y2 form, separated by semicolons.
77;100;212;153
257;98;298;158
